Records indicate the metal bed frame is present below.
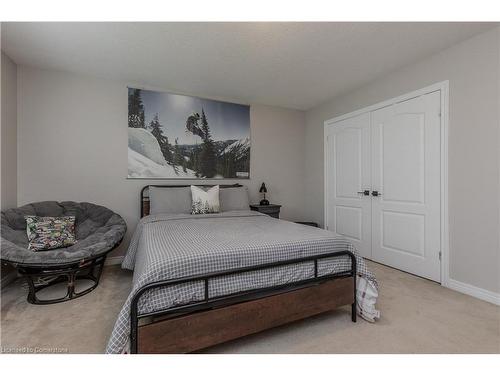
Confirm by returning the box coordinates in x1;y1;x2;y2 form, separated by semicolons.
130;184;357;353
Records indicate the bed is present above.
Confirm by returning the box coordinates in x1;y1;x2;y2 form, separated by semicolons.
106;184;378;354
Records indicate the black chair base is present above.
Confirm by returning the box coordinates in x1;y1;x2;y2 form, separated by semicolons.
16;255;107;305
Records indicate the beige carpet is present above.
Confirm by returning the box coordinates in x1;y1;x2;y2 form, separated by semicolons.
1;261;499;354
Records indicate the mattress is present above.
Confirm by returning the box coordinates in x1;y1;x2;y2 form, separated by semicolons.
106;211;378;353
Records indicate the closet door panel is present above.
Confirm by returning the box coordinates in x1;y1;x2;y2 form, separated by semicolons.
371;91;441;282
325;113;371;259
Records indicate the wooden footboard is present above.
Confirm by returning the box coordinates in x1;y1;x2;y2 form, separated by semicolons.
137;276;354;353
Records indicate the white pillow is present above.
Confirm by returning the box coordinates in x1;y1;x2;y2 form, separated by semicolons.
191;185;220;214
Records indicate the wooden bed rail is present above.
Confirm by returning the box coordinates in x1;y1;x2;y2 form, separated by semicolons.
130;250;357;353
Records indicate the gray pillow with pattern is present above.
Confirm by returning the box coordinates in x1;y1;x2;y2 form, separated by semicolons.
25;216;77;251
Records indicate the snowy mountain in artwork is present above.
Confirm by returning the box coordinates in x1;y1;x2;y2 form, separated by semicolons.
221;138;250;159
128;128;196;178
128;128;168;166
128;148;196;178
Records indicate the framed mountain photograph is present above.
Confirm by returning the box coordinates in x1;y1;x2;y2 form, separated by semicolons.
127;87;250;179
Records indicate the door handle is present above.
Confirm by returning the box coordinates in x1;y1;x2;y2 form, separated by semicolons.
357;190;370;196
372;190;382;197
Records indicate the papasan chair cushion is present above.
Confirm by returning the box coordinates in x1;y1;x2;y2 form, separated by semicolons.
1;201;127;266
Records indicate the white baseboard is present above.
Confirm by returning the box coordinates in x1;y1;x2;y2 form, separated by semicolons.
446;278;500;306
1;270;18;288
105;256;124;266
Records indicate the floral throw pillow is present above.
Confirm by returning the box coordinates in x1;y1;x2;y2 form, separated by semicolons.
25;216;77;251
191;185;220;214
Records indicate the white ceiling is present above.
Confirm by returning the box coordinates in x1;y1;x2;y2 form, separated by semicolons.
1;22;496;110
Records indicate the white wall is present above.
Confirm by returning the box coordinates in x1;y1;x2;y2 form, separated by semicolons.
17;66;306;257
1;51;17;211
304;28;500;294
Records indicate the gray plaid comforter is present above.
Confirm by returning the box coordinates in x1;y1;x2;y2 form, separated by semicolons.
106;211;379;354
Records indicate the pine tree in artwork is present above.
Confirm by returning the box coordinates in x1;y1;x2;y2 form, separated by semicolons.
184;108;217;178
198;108;217;178
200;109;211;142
173;138;185;174
189;148;200;177
149;113;172;163
128;88;146;128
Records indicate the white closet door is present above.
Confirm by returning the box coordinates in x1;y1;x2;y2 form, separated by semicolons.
371;91;441;281
325;113;372;259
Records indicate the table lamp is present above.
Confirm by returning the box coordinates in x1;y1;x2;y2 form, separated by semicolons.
259;182;269;205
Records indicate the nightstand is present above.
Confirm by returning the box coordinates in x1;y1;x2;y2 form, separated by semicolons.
249;204;281;219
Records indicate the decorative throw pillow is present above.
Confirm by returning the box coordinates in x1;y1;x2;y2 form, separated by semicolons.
191;185;220;214
25;216;77;251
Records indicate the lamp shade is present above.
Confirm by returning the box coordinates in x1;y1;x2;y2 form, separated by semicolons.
259;182;267;193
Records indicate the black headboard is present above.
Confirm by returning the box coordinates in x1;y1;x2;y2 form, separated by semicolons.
140;184;243;217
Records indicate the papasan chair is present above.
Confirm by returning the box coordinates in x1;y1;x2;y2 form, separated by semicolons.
1;201;126;304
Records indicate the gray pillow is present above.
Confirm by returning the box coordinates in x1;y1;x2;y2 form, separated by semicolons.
220;186;250;211
149;186;192;215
